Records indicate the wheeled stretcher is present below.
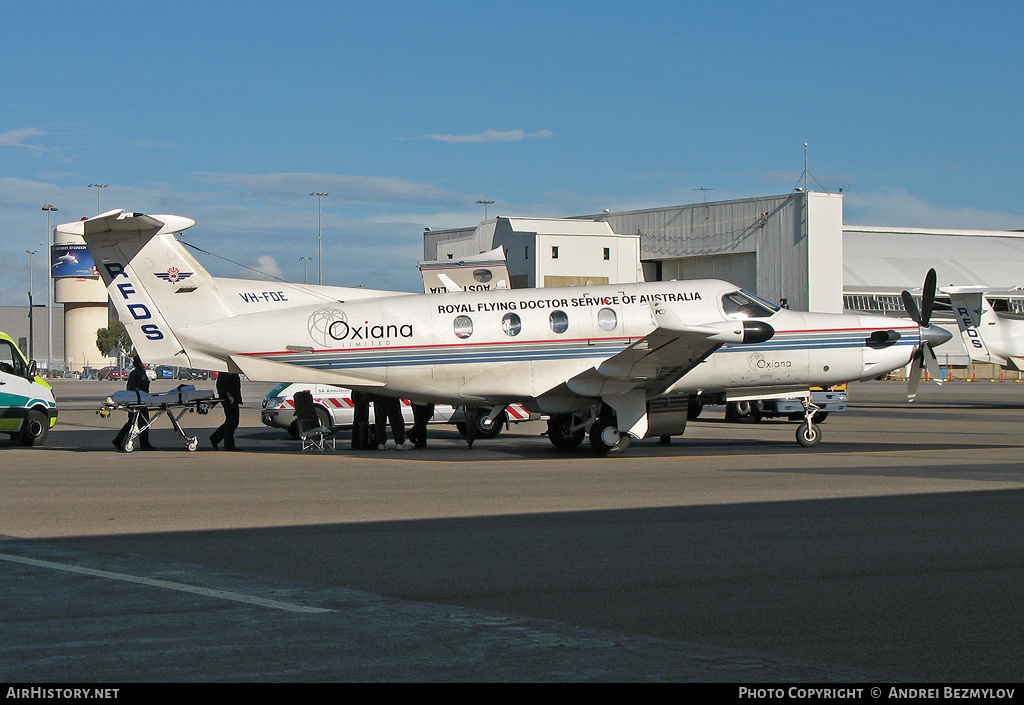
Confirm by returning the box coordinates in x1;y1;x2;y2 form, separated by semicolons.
98;385;219;452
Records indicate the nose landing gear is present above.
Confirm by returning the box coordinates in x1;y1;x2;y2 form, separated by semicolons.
795;398;822;447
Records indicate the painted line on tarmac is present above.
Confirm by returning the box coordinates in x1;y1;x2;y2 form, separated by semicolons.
0;553;333;614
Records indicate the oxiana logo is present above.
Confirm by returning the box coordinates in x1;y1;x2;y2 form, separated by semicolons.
306;307;413;346
308;307;347;346
748;353;791;371
155;267;193;284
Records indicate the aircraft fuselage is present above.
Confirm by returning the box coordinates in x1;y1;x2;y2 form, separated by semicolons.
176;279;919;413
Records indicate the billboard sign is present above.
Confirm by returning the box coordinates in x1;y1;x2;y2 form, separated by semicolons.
51;244;98;278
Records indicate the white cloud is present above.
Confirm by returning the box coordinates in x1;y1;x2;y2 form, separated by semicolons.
191;172;467;207
251;255;284;281
0;128;49;151
415;129;554;144
845;187;1024;230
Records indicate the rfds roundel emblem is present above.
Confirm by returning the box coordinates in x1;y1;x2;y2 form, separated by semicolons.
155;267;193;284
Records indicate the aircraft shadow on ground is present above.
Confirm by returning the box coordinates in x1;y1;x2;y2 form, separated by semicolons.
3;489;1023;682
23;425;1020;462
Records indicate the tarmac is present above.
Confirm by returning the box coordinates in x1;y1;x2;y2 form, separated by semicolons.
1;378;1022;682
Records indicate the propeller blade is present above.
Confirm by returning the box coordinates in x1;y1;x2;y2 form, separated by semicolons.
923;343;942;386
907;353;922;403
920;268;937;326
902;289;922;324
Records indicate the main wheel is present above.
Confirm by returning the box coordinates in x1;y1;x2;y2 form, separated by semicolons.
589;417;631;455
796;422;821;447
19;410;49;447
726;400;763;423
546;414;585;449
456;408;507;439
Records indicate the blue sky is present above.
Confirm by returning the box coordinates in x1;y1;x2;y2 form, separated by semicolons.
2;0;1022;305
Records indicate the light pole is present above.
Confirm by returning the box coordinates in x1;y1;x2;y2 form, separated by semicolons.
42;204;57;378
26;250;37;360
476;200;494;221
309;192;329;285
87;184;108;214
299;256;312;284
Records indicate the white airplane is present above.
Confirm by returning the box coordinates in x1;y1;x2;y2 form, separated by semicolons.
941;285;1024;372
76;209;951;453
52;251;79;268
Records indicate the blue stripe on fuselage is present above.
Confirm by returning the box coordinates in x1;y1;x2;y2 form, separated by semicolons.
243;328;919;371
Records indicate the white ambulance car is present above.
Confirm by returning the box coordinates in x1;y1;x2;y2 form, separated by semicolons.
0;330;57;446
261;382;535;439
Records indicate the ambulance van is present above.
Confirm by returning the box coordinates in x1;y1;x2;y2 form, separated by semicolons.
0;331;57;446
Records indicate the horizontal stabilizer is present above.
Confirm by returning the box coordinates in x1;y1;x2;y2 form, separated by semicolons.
83;209;196;240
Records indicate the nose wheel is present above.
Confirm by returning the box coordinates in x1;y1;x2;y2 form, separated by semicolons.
795;399;822;447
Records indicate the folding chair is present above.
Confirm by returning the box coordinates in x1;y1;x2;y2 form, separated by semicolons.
293;391;337;451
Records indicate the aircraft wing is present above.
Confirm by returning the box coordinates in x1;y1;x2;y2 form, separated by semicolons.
566;303;774;398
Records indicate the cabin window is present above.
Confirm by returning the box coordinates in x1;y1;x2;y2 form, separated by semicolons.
722;290;779;319
473;269;492;283
597;307;618;331
453;315;474;339
501;312;522;337
549;310;569;334
603;247;610;260
551;246;559;259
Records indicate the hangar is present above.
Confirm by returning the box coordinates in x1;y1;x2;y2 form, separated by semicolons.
422;191;1024;371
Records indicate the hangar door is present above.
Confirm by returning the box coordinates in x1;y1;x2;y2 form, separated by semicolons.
648;253;756;291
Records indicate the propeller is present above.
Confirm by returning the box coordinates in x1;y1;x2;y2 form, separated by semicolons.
901;268;951;402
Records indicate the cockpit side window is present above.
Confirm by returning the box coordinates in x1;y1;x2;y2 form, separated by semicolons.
721;290;779;319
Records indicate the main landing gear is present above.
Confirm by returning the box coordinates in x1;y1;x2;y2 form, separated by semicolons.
546;408;631;455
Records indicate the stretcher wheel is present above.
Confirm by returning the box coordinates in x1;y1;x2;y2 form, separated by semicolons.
186;437;199;452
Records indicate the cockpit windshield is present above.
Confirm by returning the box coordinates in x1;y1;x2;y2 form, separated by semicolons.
721;290;780;319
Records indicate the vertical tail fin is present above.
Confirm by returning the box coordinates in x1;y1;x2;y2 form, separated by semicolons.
81;210;237;370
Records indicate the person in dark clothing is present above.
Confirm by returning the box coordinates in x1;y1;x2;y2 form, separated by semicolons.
113;354;155;451
372;394;409;450
210;372;242;451
408;402;435;449
351;389;372;449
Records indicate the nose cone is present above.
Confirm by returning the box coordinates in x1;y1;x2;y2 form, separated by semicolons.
921;324;953;347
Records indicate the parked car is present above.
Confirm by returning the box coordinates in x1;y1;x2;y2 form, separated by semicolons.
97;366;127;381
261;382;536;440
